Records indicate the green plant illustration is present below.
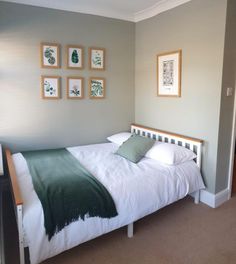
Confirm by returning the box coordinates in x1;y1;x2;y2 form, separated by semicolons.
44;47;56;65
91;80;103;97
44;48;53;58
71;50;79;64
44;81;56;95
92;51;102;66
70;85;80;96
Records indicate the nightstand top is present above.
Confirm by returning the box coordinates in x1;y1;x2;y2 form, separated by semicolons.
0;145;3;176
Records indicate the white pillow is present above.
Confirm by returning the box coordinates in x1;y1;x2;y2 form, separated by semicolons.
145;141;197;165
107;132;132;146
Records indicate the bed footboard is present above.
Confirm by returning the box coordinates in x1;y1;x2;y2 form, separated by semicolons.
6;149;25;264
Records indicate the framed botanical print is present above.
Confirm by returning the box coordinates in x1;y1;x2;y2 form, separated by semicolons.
41;43;60;68
67;77;84;99
41;76;60;99
89;78;105;99
157;50;182;97
66;45;84;69
89;47;105;70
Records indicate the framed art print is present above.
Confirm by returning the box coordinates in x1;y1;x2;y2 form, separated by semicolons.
67;45;84;69
89;78;105;99
157;50;182;97
89;47;105;70
41;76;60;99
41;43;60;68
67;77;84;99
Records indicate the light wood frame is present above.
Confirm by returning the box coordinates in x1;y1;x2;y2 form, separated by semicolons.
66;45;84;69
67;77;84;99
6;124;203;264
40;42;60;69
89;77;106;99
89;47;105;70
157;50;182;97
5;149;24;264
41;75;60;99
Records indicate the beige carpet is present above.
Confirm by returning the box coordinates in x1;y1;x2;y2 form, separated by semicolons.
4;191;236;264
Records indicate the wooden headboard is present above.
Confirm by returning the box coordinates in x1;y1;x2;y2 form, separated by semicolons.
131;124;203;168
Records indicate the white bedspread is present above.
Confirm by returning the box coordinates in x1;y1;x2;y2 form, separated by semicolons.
12;143;205;264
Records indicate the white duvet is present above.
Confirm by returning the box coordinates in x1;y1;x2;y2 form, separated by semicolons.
12;143;205;264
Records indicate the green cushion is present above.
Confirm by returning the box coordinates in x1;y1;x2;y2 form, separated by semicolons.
115;134;155;163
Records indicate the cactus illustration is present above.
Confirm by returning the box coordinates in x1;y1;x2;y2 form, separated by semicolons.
71;50;79;64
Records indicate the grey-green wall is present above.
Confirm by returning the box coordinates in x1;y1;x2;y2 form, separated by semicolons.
0;2;135;152
216;0;236;193
135;0;227;193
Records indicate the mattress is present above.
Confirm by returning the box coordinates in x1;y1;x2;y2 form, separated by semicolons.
12;143;205;264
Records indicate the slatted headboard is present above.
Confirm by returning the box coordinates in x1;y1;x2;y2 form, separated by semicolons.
131;124;203;168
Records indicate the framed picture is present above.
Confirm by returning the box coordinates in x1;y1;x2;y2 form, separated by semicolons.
157;50;182;97
89;47;105;70
41;76;60;99
40;43;60;68
89;78;105;99
66;45;84;69
67;77;84;99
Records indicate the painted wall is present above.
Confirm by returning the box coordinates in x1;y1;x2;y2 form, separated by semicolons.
135;0;227;193
215;0;236;193
0;2;135;152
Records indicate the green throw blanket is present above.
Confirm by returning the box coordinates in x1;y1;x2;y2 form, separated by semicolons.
22;148;118;240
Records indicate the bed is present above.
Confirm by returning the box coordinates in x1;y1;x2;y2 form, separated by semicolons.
6;124;205;264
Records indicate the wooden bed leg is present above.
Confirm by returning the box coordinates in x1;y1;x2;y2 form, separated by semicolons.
17;205;25;264
194;190;200;204
127;223;133;238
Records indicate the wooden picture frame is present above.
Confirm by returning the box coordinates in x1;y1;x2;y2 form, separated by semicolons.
66;45;84;69
89;47;105;70
40;43;60;68
41;76;60;99
89;77;105;99
67;77;84;99
157;50;182;97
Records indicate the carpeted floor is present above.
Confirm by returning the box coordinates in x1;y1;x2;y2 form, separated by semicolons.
3;190;236;264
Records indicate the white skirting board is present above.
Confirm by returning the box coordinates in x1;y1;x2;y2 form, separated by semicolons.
199;189;230;208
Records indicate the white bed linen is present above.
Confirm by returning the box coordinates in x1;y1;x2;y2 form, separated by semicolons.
12;143;205;264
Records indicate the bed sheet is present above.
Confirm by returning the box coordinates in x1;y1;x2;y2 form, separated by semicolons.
12;143;204;264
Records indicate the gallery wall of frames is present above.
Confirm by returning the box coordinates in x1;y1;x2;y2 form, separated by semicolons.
40;42;106;100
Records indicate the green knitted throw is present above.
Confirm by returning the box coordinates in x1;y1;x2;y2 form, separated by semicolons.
22;148;118;240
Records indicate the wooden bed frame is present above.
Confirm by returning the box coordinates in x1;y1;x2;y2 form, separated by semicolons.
6;124;203;264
